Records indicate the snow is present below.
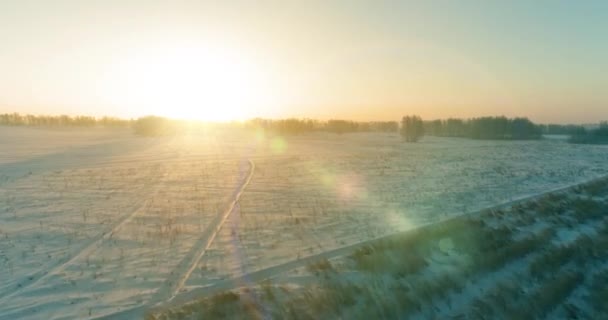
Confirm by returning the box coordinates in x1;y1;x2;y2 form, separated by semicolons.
1;127;608;319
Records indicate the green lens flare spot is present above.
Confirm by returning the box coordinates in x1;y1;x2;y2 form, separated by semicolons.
271;137;287;154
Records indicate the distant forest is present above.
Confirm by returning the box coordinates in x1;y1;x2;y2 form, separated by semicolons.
0;113;130;127
0;112;605;144
246;116;586;142
423;117;542;140
245;118;398;135
0;113;398;134
568;122;608;144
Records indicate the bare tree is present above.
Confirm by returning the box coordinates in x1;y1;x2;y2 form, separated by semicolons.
400;115;424;142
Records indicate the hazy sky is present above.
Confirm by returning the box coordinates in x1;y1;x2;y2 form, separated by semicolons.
0;1;607;123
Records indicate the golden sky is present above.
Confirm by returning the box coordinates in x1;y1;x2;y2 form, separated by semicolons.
0;1;607;123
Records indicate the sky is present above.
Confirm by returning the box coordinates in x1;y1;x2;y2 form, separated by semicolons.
0;0;607;123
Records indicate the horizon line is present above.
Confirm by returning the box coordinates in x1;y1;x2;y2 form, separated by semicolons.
0;111;604;126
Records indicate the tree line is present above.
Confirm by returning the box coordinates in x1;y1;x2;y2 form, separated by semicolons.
539;124;587;135
3;112;606;144
400;116;425;142
568;122;608;144
422;116;542;140
0;113;131;127
245;118;398;135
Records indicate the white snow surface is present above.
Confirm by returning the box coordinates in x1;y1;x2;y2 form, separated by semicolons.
1;127;607;319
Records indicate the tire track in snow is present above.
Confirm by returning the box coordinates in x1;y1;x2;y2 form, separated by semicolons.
96;173;608;320
151;173;608;312
0;166;170;304
147;159;255;305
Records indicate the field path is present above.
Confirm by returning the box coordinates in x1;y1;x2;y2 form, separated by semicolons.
0;159;172;304
148;173;608;313
95;173;608;320
147;159;255;305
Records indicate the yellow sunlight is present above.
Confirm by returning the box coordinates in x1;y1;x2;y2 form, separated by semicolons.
102;44;276;121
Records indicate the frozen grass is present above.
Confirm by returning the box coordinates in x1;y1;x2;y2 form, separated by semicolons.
305;258;334;276
590;270;608;315
186;133;608;289
151;176;608;319
505;271;583;320
3;128;608;319
528;234;592;279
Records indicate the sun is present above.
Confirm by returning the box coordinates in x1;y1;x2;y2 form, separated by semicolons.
103;44;276;121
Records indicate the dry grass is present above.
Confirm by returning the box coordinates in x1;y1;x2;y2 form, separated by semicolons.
514;271;583;319
529;235;591;279
572;198;605;221
306;258;334;276
589;270;608;315
149;177;608;320
580;178;608;197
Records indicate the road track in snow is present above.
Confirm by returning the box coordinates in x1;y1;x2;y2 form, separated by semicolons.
146;159;255;305
0;168;169;305
96;173;608;320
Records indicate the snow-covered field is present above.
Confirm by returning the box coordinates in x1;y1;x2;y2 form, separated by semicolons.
156;177;608;319
1;126;607;319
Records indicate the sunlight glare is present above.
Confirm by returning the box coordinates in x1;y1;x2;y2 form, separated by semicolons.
104;44;276;121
